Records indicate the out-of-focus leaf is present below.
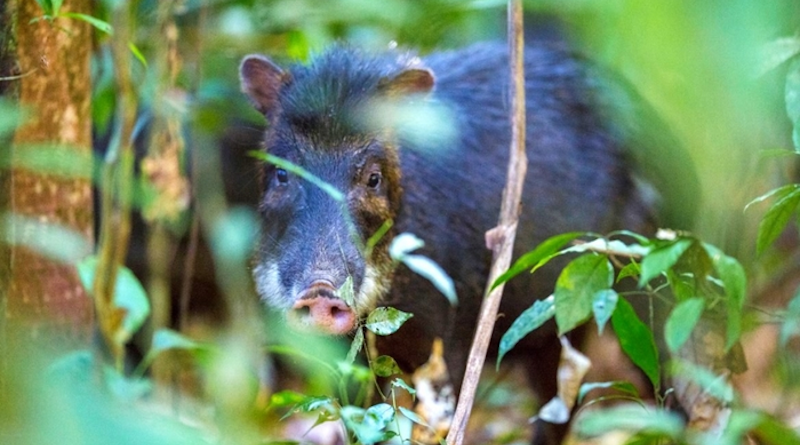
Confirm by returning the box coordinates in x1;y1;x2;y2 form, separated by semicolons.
492;231;588;290
61;12;112;34
249;151;344;201
639;238;692;286
373;355;401;377
787;59;800;152
399;406;430;427
537;397;570;424
664;298;705;353
756;187;800;254
210;206;257;263
0;100;25;137
577;381;640;404
575;405;684;438
752;413;800;445
497;295;555;367
5;213;92;263
389;232;425;258
671;360;734;404
555;254;613;335
745;183;800;212
77;255;150;345
611;298;660;388
704;243;747;350
555;336;591;412
400;254;457;305
592;289;618;334
341;404;395;445
269;390;307;409
760;37;800;75
103;366;151;401
391;378;416;396
128;42;147;67
365;307;412;336
781;287;800;346
346;326;364;364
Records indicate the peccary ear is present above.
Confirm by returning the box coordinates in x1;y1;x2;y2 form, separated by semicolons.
378;68;435;97
239;55;290;117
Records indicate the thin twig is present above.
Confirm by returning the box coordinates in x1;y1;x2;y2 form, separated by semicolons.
445;2;526;443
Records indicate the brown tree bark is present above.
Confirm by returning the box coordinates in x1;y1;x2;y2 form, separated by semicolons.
2;0;94;345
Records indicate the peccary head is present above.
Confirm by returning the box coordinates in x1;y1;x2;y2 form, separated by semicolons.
240;47;434;334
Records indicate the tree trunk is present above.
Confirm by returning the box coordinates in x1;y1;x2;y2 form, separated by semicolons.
2;0;94;345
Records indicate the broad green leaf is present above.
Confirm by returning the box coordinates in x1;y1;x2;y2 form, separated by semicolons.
704;243;747;349
664;298;705;353
780;287;800;346
577;381;639;404
249;151;344;201
744;183;800;212
492;231;588;290
616;261;640;283
757;187;800;254
51;0;63;15
555;254;613;335
575;405;683;438
400;254;457;305
592;289;618;335
346;327;364;364
77;256;150;345
373;355;401;377
365;307;413;336
666;270;695;302
611;298;660;388
718;410;765;445
61;12;112;34
389;232;425;259
561;237;649;257
753;413;800;445
497;295;555;367
639;238;693;286
103;366;151;401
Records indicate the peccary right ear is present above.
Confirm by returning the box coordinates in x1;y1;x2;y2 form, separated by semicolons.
378;68;435;97
239;55;290;117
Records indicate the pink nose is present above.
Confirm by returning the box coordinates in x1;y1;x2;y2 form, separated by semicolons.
290;291;356;335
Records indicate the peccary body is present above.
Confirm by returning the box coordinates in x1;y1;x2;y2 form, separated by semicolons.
240;42;654;443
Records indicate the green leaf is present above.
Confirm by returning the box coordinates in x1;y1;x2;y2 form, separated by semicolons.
268;390;307;409
704;243;747;350
346;327;364;364
34;0;54;15
492;231;588;291
639;238;693;286
391;378;416;396
780;287;800;346
400;254;457;305
616;261;641;283
759;37;800;75
399;406;431;427
611;298;660;388
577;381;639;404
787;58;800;151
339;276;355;308
373;355;401;377
497;295;555;367
51;0;63;15
249;151;344;201
753;413;800;445
151;328;201;353
745;183;800;212
60;12;112;34
670;360;733;404
592;289;618;335
341;404;395;445
756;187;800;254
554;254;613;335
77;256;150;345
103;366;152;401
365;307;413;336
664;298;705;353
575;405;683;438
128;42;147;67
0;100;25;137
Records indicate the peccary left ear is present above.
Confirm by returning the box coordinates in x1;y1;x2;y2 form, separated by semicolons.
239;55;291;118
378;68;435;97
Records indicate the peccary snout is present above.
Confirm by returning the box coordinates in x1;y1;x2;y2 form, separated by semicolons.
289;282;357;334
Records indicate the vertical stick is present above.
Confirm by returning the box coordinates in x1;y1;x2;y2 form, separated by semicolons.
445;1;527;444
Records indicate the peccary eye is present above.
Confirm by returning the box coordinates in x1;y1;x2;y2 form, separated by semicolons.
367;172;381;189
275;168;289;185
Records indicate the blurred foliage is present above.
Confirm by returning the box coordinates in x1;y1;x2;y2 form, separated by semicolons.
3;0;800;444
